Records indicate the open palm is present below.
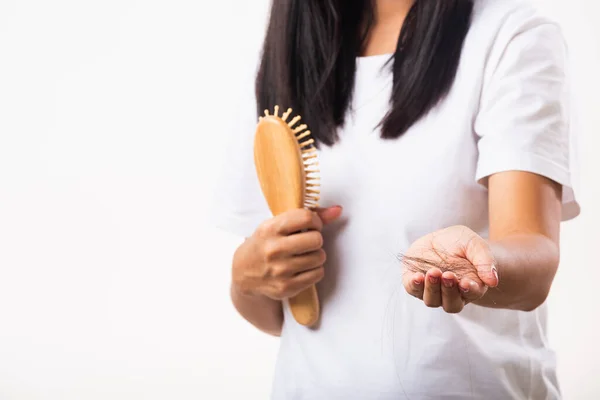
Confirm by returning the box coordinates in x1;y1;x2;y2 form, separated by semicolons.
401;225;499;313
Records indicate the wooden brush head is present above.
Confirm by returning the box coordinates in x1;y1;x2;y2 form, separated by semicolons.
253;106;321;327
254;113;306;216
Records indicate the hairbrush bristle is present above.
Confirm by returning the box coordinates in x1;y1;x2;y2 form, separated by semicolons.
282;108;292;122
293;124;307;134
300;139;315;149
296;131;311;141
288;115;301;128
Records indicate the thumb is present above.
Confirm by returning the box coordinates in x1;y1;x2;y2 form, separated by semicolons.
465;234;499;288
315;206;343;225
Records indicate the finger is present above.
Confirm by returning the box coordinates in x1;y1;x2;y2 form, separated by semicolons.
423;268;443;308
458;278;487;303
315;206;343;225
403;271;425;299
278;230;324;256
441;271;464;313
465;234;499;287
285;249;327;276
275;209;323;235
284;266;325;297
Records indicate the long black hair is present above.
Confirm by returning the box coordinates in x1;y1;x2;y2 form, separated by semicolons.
255;0;474;146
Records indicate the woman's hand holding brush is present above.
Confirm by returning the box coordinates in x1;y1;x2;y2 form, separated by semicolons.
233;206;342;300
230;206;342;335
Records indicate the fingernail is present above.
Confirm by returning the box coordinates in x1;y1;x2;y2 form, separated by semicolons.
429;276;439;284
413;279;422;286
442;278;454;288
459;281;474;293
491;265;499;282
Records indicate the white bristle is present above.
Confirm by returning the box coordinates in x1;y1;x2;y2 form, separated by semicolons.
282;108;292;122
293;124;307;134
297;131;311;141
300;138;315;148
288;116;301;128
274;105;279;117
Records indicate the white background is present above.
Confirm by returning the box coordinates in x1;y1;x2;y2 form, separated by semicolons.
0;0;598;399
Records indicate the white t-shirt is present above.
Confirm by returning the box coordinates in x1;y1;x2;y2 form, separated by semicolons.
212;0;580;398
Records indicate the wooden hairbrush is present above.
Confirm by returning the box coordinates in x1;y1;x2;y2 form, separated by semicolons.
253;106;321;327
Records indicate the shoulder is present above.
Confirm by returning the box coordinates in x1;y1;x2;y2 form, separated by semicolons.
471;0;562;31
465;0;568;82
468;0;566;49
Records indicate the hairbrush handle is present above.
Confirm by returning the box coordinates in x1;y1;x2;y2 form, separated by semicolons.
253;106;321;327
287;285;320;327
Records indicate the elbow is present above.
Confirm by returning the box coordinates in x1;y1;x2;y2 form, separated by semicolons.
519;290;550;312
262;328;282;337
519;256;560;312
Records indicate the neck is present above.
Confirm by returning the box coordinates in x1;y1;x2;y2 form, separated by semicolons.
374;0;415;23
361;0;416;57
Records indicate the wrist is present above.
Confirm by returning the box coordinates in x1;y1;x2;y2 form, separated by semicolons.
231;241;257;297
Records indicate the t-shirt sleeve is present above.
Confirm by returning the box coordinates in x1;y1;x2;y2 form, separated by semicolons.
209;76;272;238
473;22;580;221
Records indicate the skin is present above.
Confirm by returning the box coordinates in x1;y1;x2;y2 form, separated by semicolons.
362;0;415;56
231;0;564;334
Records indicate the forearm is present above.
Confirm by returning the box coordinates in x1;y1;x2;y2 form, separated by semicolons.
230;283;283;337
474;233;560;311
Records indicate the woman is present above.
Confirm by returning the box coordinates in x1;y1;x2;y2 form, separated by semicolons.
213;0;580;398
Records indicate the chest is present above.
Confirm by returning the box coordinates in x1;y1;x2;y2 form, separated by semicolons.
316;86;489;245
